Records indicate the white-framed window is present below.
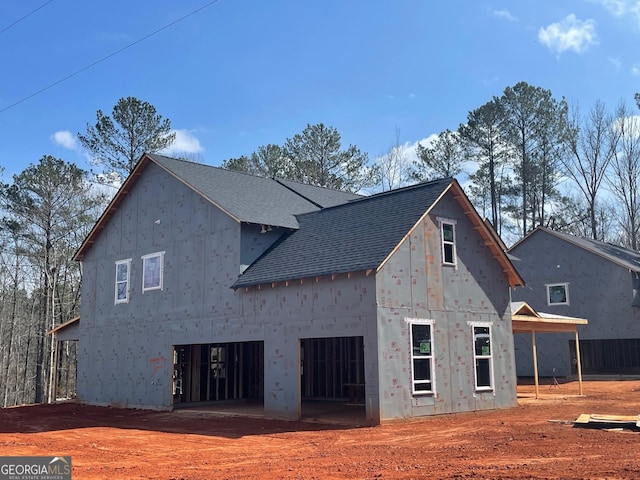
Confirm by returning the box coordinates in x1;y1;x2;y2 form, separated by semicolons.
115;258;132;304
408;318;435;395
437;217;457;266
546;283;569;306
142;251;165;292
470;322;494;391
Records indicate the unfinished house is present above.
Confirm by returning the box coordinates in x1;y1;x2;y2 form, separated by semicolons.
509;227;640;377
66;153;523;423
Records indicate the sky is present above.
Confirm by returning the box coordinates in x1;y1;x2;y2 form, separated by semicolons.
1;0;640;180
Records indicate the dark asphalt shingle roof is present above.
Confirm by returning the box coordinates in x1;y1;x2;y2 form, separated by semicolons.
233;178;453;288
522;227;640;271
275;178;362;208
149;154;356;229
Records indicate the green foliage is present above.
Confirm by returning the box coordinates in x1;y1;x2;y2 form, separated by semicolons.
412;129;464;182
1;155;106;404
223;123;378;193
498;81;569;235
458;99;507;230
78;97;175;183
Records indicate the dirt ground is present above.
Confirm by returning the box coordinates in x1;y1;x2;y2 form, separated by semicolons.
1;379;639;480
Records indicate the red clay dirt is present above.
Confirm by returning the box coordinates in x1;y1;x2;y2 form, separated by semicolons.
1;379;639;479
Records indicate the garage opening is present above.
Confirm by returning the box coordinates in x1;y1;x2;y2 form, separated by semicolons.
172;342;264;405
300;336;365;405
570;338;640;374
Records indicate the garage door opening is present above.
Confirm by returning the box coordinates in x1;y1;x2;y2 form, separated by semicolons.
172;342;263;406
300;337;365;417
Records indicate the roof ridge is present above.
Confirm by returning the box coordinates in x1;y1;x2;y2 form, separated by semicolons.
294;177;454;219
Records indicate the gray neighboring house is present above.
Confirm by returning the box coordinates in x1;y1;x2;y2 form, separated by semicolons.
62;153;523;424
509;226;640;377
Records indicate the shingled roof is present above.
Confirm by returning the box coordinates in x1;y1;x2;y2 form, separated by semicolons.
511;226;640;272
75;154;360;260
233;178;523;289
148;154;361;228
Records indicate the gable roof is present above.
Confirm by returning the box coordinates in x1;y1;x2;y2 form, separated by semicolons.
511;301;587;333
233;179;524;289
510;226;640;273
75;154;360;261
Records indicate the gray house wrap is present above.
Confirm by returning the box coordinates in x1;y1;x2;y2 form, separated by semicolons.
69;154;523;423
509;227;640;376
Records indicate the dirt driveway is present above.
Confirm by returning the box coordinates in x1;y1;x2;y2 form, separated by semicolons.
1;379;639;479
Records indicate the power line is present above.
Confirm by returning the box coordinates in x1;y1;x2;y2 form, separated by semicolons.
0;0;54;35
0;0;220;114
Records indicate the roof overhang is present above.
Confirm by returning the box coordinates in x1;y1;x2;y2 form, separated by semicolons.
511;301;587;333
48;316;80;335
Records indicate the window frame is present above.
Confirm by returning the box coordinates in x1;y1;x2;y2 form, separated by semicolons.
437;217;457;267
142;251;165;293
114;258;132;304
546;282;569;306
469;322;494;392
407;318;436;395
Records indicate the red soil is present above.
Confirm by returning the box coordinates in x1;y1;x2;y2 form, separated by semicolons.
1;379;639;479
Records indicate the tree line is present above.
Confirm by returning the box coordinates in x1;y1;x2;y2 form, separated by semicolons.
1;83;640;406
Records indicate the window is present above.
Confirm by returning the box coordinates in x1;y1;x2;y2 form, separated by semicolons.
142;251;165;292
409;319;435;394
472;324;493;390
115;259;132;304
437;217;457;266
546;283;569;306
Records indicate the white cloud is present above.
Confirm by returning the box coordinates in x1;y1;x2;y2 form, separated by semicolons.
589;0;640;25
589;0;629;16
162;129;204;155
609;57;622;69
51;130;79;150
493;9;517;21
538;14;598;55
632;64;640;76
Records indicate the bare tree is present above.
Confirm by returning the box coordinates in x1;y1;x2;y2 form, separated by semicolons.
607;101;640;249
377;128;411;191
563;101;619;240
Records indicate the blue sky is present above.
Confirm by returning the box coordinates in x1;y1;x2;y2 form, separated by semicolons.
1;0;639;180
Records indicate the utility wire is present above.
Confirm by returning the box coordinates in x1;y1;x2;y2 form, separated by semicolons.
0;0;220;114
0;0;54;35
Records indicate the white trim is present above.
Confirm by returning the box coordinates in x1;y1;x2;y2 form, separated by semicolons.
468;321;494;392
406;318;436;395
437;217;457;268
546;282;570;306
142;251;165;292
114;258;132;304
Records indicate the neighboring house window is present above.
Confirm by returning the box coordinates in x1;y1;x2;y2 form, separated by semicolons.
437;217;457;266
471;323;493;391
546;283;569;306
142;251;165;292
408;319;435;394
115;259;132;304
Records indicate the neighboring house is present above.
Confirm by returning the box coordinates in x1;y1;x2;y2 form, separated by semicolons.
509;226;640;377
64;153;523;424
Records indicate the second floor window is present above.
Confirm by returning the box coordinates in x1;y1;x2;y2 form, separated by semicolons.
142;251;165;292
438;217;457;266
546;283;569;306
115;259;131;304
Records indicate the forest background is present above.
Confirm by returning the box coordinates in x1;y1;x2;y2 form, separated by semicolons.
1;81;640;407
